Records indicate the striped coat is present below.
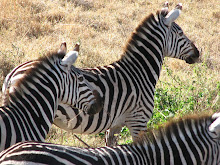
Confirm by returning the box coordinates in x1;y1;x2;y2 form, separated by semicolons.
1;3;200;146
0;112;219;165
0;48;101;151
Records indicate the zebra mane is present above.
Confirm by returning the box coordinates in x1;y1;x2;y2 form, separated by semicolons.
36;51;66;64
120;10;163;61
120;13;154;60
135;112;214;145
20;51;66;80
5;51;65;105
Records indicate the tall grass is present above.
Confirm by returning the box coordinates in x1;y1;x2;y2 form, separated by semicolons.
0;0;219;147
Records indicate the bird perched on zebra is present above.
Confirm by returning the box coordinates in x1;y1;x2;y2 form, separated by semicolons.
2;2;200;146
0;44;102;151
0;112;219;165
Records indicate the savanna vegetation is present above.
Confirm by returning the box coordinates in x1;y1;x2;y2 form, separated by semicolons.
0;0;219;147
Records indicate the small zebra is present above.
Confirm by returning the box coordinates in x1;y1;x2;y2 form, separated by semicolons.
0;112;219;165
0;45;102;151
2;3;200;146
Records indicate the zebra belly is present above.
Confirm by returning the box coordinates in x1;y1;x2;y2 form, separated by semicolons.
54;104;126;134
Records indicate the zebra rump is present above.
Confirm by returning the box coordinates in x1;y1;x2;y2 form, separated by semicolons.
0;112;219;165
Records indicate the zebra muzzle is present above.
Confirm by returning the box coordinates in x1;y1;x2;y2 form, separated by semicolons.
86;90;103;115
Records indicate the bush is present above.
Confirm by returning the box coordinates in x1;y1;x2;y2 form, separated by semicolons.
148;63;219;128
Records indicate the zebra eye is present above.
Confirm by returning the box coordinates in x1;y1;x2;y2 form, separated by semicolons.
78;75;84;81
178;31;183;36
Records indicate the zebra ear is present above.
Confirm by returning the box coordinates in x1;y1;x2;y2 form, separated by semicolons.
58;42;67;54
61;50;78;69
164;3;182;26
161;1;169;17
73;42;80;52
209;113;220;136
61;43;80;70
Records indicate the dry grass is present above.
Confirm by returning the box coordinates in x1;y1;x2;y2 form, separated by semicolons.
0;0;219;147
0;0;219;67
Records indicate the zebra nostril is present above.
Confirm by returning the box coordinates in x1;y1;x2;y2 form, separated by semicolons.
86;102;95;115
86;99;103;115
185;57;194;64
195;48;200;58
185;46;200;64
91;90;104;114
185;55;201;64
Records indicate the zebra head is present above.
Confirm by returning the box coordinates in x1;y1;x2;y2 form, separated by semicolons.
161;3;200;64
70;68;103;115
60;45;103;115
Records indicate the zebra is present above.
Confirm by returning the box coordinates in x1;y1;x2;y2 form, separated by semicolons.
0;112;219;165
0;45;102;151
2;43;103;116
1;3;200;146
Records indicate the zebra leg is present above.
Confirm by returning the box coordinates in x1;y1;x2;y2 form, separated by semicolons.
105;126;122;146
126;120;148;142
125;108;151;142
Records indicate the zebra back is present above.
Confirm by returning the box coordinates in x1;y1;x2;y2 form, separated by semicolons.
2;60;38;105
0;112;219;165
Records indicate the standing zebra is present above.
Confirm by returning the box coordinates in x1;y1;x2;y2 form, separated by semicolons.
0;112;219;165
2;3;200;146
0;46;102;151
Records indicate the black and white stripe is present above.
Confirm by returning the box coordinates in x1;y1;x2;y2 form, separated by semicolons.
0;49;101;151
2;43;103;115
1;112;219;165
2;3;200;146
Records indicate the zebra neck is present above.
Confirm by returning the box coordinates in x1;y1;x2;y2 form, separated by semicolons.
116;14;165;86
118;50;163;86
133;116;213;160
7;63;60;135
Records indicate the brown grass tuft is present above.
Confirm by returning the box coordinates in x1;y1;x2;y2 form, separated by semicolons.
213;11;220;19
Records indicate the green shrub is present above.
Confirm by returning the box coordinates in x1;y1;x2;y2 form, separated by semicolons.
148;63;219;128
